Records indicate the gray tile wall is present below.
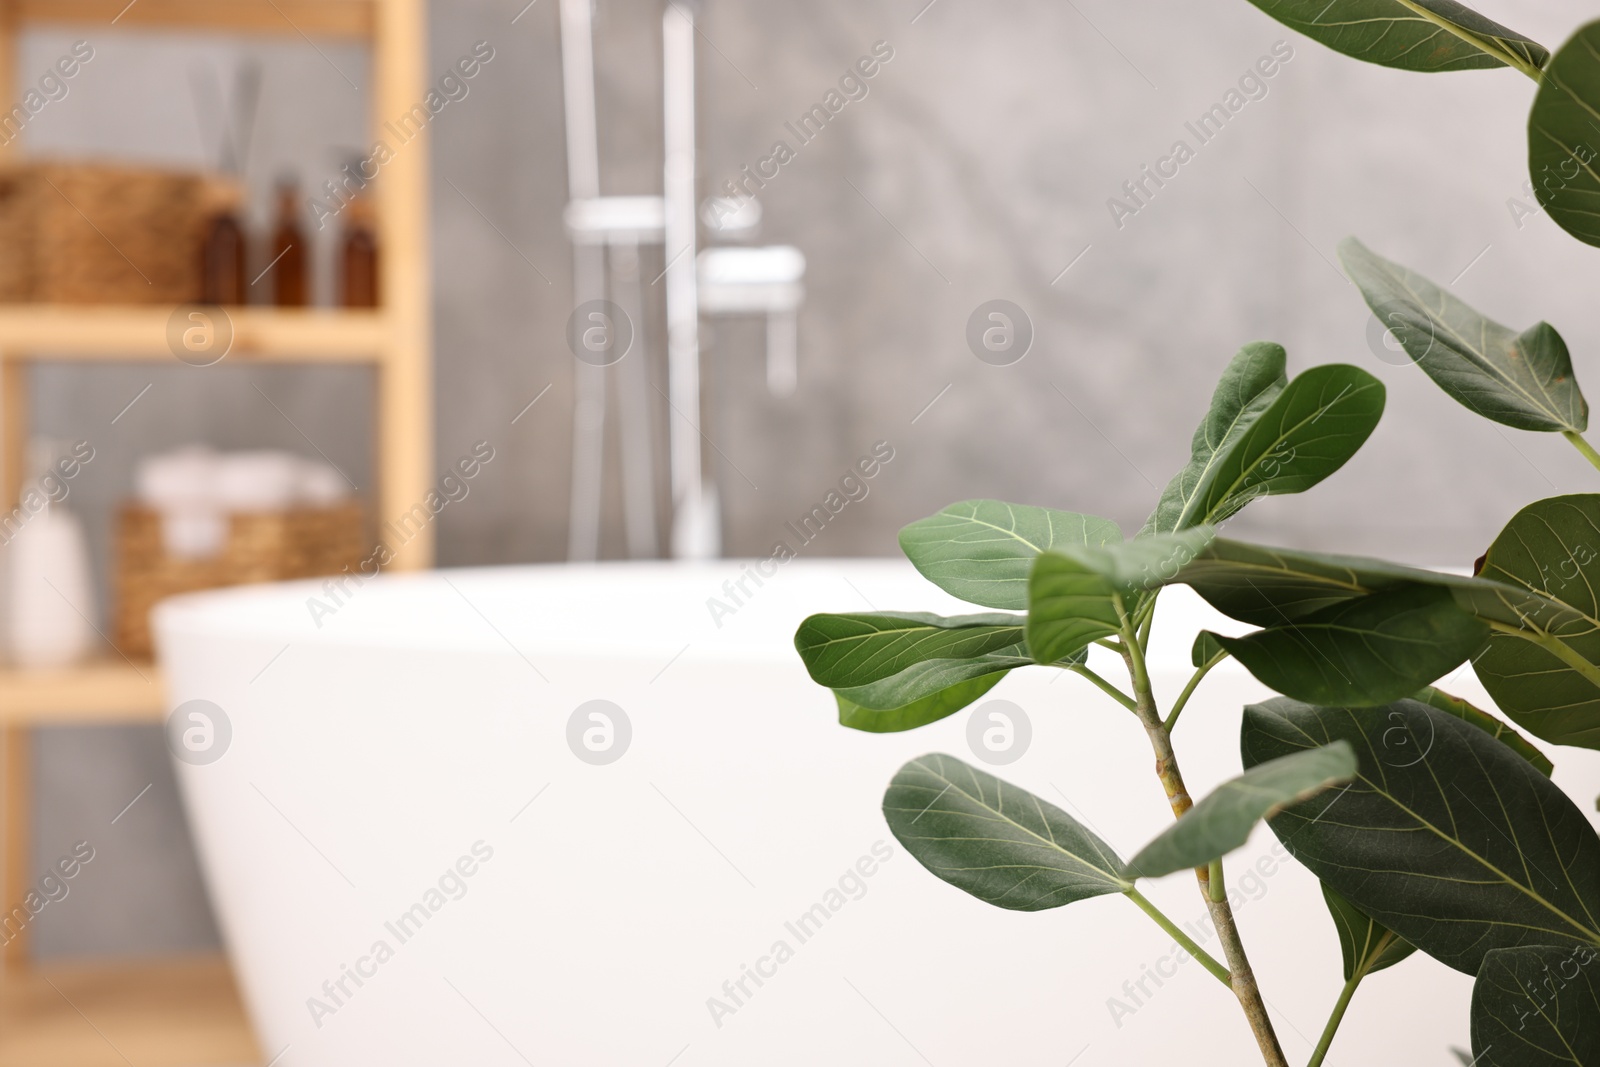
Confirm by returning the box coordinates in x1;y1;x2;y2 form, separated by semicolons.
13;0;1595;956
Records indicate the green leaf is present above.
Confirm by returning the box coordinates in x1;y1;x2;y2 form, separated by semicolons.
882;753;1133;910
1025;558;1127;663
1025;529;1216;663
1212;585;1488;707
1242;697;1600;974
1411;686;1554;776
1241;0;1547;73
1193;631;1228;669
1471;944;1600;1065
1127;743;1357;879
1181;539;1414;624
794;611;1025;689
1322;884;1417;982
1339;238;1588;433
899;500;1122;610
1186;364;1385;528
1144;342;1287;535
1529;20;1600;249
831;651;1037;712
1474;494;1600;751
1177;537;1575;631
1176;536;1596;747
835;672;1007;733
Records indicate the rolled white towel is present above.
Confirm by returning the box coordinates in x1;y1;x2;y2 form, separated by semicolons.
137;447;226;559
135;446;216;510
134;447;352;558
215;451;301;513
297;460;348;506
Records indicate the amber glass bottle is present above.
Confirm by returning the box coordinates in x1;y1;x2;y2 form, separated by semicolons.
270;180;307;307
199;183;248;305
340;194;379;308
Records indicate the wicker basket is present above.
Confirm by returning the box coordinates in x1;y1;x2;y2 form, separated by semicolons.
114;502;367;660
0;162;231;305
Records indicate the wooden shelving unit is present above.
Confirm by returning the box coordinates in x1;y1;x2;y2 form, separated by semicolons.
0;957;256;1067
0;658;163;724
13;0;377;37
0;306;390;360
0;0;434;1062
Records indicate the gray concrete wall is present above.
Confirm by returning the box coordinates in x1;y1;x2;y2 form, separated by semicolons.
11;0;1596;956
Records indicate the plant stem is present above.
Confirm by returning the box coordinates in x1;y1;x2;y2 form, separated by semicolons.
1133;589;1160;643
1208;859;1226;903
1200;875;1288;1067
1126;887;1231;986
1164;649;1229;732
1116;601;1290;1067
1306;973;1362;1067
1563;430;1600;474
1070;664;1138;713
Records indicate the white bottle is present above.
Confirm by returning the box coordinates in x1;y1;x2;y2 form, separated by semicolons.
5;443;96;669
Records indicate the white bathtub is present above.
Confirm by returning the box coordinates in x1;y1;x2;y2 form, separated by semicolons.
154;560;1600;1066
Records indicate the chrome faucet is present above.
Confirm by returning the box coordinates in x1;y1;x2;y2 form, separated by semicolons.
559;0;807;561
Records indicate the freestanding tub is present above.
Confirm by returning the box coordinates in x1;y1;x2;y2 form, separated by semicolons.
155;560;1600;1066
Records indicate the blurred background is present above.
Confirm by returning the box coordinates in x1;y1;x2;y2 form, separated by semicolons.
3;0;1594;998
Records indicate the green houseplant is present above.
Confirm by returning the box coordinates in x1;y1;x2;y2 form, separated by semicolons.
794;6;1600;1065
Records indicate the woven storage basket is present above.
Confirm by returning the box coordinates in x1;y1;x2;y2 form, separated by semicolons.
114;502;366;660
0;162;230;305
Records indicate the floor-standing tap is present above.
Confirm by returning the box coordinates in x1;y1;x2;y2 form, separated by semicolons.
662;0;719;560
560;0;807;561
559;0;663;562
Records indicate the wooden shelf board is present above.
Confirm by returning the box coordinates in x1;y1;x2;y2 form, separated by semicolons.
0;306;389;362
14;0;375;38
0;659;165;724
0;955;259;1067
